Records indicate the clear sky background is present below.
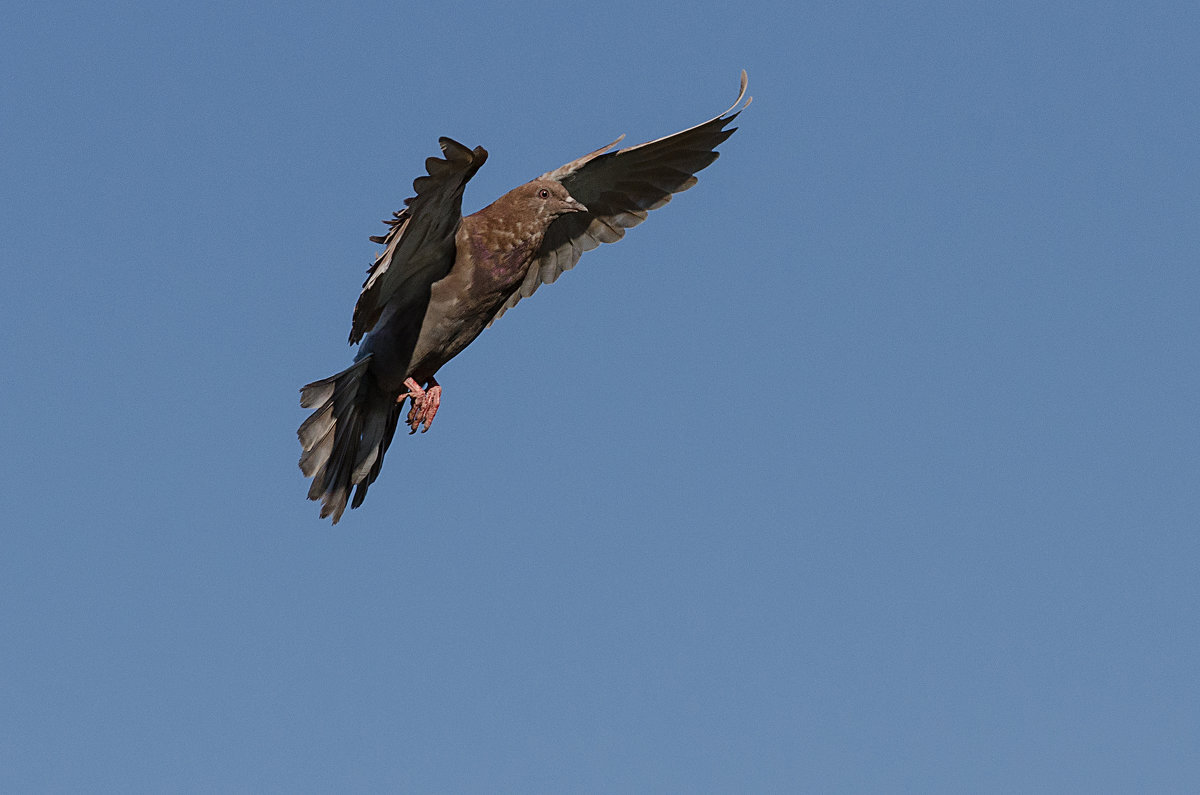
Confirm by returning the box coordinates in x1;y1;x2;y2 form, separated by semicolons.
3;1;1198;791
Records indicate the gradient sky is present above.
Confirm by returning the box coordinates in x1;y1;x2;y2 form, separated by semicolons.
3;1;1198;791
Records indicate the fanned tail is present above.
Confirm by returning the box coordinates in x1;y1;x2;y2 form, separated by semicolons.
298;356;400;523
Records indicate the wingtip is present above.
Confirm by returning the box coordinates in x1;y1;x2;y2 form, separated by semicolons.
438;136;469;154
725;69;752;118
437;137;489;168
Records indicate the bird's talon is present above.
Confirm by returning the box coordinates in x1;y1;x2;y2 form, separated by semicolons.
400;377;440;434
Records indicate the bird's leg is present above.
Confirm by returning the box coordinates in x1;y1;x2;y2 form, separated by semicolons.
399;376;442;434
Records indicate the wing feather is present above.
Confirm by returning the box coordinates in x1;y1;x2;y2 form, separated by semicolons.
349;137;488;344
489;71;750;324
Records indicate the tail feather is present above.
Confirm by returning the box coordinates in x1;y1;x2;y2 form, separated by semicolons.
300;378;336;409
352;405;390;482
297;356;401;523
298;402;335;476
352;408;400;510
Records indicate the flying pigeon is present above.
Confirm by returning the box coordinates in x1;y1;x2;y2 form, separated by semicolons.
299;71;751;522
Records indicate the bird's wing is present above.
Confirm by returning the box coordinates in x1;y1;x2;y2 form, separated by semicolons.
349;137;488;344
488;71;751;325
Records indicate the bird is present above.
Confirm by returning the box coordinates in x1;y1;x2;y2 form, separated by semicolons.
298;71;751;523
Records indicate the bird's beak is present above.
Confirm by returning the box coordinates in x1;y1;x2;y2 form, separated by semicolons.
565;195;588;213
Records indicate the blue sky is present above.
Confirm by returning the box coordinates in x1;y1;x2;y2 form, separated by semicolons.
3;1;1198;791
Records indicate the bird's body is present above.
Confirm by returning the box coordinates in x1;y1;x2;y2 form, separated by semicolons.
356;182;577;391
299;73;751;522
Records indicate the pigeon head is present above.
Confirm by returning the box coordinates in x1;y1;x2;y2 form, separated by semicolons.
520;179;588;220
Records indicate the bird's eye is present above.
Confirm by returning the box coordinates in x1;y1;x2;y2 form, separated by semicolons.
538;188;549;199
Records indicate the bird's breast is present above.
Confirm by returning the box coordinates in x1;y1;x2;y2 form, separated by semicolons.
467;234;538;291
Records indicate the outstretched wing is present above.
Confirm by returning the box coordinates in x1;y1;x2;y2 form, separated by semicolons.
488;71;751;324
349;137;488;344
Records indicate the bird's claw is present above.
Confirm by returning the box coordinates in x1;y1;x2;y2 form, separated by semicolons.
400;377;441;433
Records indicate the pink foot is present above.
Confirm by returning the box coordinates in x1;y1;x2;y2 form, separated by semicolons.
399;376;441;433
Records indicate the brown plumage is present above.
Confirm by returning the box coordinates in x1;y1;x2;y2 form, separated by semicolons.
299;72;751;523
